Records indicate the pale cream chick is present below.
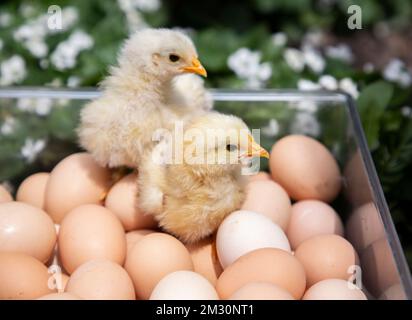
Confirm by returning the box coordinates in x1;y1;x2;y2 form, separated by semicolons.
77;28;210;168
137;112;269;243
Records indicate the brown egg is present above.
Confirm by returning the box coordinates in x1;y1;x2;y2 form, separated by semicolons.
229;282;295;300
241;180;291;230
58;204;126;274
303;279;367;300
345;202;384;253
216;248;306;299
379;284;406;300
16;172;49;209
360;238;401;297
66;259;135;300
37;292;81;300
0;252;54;299
0;185;13;203
269;135;341;202
247;172;271;183
287;200;344;249
294;234;358;287
105;173;157;231
126;229;156;255
343;150;372;208
45;153;111;223
186;237;223;286
125;232;193;299
0;201;56;262
59;274;70;292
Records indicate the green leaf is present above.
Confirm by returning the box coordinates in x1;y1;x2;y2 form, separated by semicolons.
357;81;394;150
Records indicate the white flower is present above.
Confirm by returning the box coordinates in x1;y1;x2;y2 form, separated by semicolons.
70;30;94;49
0;12;12;27
17;98;52;116
262;119;280;137
401;106;412;117
228;48;271;88
284;48;304;72
302;46;325;74
319;75;338;90
51;30;94;71
61;7;79;30
67;76;81;87
134;0;161;12
339;78;359;99
20;3;36;18
21;138;46;163
0;55;27;85
325;44;353;63
228;48;261;78
302;30;324;47
398;72;412;88
25;39;48;58
47;78;63;87
272;32;287;47
290;112;321;137
363;63;374;73
294;100;318;113
257;62;272;81
35;98;53;116
117;0;149;32
297;79;321;91
383;59;404;82
0;117;17;135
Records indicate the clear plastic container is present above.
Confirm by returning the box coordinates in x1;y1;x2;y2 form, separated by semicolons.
0;87;411;299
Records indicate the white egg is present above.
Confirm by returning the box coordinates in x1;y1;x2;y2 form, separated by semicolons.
216;210;291;269
150;271;219;300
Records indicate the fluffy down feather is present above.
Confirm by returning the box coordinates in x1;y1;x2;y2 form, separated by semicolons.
137;112;268;243
77;28;211;168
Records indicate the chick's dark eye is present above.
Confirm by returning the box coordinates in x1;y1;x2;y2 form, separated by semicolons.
226;144;237;152
169;54;180;62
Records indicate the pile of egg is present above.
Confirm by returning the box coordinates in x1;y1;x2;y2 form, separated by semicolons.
0;134;369;300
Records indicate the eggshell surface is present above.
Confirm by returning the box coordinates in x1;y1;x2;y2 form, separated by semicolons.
229;282;295;300
216;248;306;299
241;180;291;230
126;229;156;255
0;201;56;262
295;234;358;287
150;271;218;300
0;252;54;299
303;279;367;300
45;153;111;223
287;200;344;249
38;292;81;300
105;173;157;231
186;237;223;286
58;204;126;274
345;202;385;253
125;232;193;299
216;210;291;269
16;172;49;209
66;259;135;300
269;135;341;202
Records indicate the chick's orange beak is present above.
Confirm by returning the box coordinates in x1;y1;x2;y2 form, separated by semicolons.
245;134;269;159
182;57;207;77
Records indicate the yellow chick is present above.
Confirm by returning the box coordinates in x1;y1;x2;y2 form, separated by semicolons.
77;28;209;169
137;112;269;243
